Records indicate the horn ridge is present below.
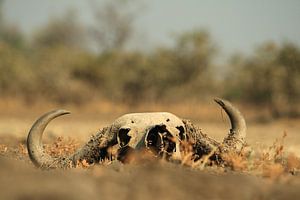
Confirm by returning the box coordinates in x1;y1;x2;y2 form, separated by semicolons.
27;109;70;168
214;98;247;150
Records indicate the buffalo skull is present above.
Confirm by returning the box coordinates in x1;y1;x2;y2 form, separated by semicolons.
27;98;246;169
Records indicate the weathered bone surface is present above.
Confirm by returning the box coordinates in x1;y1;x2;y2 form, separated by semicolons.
27;98;247;169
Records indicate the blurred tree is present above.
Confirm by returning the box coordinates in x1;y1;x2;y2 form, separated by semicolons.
224;42;300;118
277;43;300;117
147;30;217;100
0;0;25;49
0;0;3;25
74;51;151;104
32;9;86;50
28;9;97;104
0;43;36;99
173;30;216;86
89;0;137;52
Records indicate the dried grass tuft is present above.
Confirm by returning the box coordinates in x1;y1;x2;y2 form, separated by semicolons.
45;136;80;157
1;132;300;179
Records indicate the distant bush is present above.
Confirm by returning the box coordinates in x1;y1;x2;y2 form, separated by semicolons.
0;1;299;118
224;42;300;118
72;30;217;105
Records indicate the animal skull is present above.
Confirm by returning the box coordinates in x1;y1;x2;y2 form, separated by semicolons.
27;98;247;169
113;112;186;161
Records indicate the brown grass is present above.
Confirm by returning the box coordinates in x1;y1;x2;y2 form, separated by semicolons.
46;136;80;158
1;100;300;199
4;132;296;179
0;128;300;200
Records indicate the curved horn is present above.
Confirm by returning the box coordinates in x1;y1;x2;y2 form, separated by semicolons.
27;110;115;169
27;110;70;168
214;98;246;150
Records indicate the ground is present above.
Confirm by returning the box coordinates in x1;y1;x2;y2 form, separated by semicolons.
0;102;300;199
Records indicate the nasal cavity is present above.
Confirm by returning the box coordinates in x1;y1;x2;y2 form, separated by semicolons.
176;126;186;140
146;125;164;153
118;128;131;147
146;127;161;146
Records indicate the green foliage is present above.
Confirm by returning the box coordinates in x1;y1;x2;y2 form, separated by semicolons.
72;30;217;105
32;10;86;50
0;0;25;50
89;0;135;52
0;1;219;105
225;42;300;118
0;1;299;119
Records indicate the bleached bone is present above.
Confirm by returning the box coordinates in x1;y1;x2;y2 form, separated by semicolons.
27;98;246;169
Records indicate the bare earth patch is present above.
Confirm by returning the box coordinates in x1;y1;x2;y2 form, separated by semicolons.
1;109;300;199
0;132;300;199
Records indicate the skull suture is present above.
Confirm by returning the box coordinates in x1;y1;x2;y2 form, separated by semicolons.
27;98;247;169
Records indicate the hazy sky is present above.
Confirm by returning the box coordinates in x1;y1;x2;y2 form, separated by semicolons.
3;0;300;58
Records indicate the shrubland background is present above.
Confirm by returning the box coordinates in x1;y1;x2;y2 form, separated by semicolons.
0;0;300;120
0;1;300;199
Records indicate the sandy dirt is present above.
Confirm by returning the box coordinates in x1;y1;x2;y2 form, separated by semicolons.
0;109;300;200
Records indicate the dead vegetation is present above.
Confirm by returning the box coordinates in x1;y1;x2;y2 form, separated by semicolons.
0;121;300;200
1;135;300;200
46;136;80;158
0;106;299;199
2;132;300;176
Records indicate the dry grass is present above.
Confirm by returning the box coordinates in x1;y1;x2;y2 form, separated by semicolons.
1;130;300;200
2;132;299;179
46;136;80;158
1;100;300;199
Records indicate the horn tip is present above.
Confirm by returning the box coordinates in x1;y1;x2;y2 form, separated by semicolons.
54;109;71;115
61;109;71;114
214;97;226;107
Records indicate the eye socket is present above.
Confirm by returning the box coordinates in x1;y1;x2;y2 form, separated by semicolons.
118;128;131;147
